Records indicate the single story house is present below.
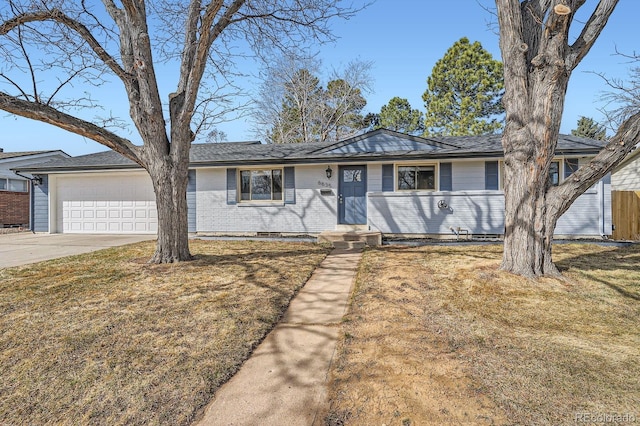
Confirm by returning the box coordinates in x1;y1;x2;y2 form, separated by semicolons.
0;148;69;229
15;129;611;239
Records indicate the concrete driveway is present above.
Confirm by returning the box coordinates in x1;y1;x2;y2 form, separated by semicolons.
0;233;155;268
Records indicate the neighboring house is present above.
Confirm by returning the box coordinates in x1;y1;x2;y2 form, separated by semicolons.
612;144;640;190
15;129;611;239
611;144;640;240
0;149;69;228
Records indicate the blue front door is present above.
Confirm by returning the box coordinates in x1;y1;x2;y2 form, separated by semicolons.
338;165;367;224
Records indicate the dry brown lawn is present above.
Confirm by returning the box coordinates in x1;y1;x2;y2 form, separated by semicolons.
326;243;640;426
0;239;329;425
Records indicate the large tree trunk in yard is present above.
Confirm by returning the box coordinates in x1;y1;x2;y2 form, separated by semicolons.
499;45;571;277
146;150;192;264
495;0;624;278
501;126;567;278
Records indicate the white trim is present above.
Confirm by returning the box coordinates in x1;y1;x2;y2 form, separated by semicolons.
237;167;285;203
394;162;439;192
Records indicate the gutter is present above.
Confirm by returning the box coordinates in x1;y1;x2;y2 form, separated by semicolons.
13;148;604;174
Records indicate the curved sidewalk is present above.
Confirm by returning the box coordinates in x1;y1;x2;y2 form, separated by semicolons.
196;248;362;426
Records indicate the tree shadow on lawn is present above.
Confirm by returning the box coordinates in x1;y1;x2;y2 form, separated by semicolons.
376;242;640;301
374;243;503;262
555;243;640;301
0;240;333;426
185;246;332;295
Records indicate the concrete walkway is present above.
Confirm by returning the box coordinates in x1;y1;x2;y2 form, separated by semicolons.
196;248;362;426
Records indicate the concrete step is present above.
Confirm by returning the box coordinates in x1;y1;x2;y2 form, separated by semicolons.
317;230;382;247
332;240;366;250
335;224;369;232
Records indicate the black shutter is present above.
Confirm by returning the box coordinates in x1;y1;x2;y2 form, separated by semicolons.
226;168;237;205
439;162;452;191
284;167;295;204
382;164;394;191
485;161;499;190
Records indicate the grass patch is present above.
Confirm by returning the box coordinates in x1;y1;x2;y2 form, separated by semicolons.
0;239;329;425
326;243;640;425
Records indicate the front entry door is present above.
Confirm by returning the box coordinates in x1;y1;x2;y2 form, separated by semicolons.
338;165;367;225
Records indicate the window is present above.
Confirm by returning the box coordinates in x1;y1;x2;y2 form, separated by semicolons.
397;165;435;190
343;169;363;182
549;161;560;186
564;158;579;179
240;169;283;201
0;178;27;192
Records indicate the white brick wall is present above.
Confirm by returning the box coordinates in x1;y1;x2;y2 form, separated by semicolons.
196;165;337;234
368;191;505;235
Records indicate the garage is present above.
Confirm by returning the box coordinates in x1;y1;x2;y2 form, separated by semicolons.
54;172;157;234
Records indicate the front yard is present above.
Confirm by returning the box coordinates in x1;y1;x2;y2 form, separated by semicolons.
325;243;640;425
2;238;638;426
0;239;329;425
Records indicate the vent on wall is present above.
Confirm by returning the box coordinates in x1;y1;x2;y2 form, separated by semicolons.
256;232;282;238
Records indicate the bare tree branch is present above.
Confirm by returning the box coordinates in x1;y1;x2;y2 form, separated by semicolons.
567;0;618;70
0;91;141;163
549;109;640;218
1;8;129;81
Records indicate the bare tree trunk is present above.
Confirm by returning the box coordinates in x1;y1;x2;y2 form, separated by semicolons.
146;153;192;263
499;38;571;276
501;129;564;278
497;0;590;277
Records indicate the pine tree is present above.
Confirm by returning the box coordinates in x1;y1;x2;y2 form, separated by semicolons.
571;116;607;140
423;37;504;136
377;97;424;135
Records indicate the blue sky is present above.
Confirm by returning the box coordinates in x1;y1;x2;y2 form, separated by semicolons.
0;0;638;156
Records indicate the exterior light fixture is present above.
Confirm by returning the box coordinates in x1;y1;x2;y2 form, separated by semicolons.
325;165;333;179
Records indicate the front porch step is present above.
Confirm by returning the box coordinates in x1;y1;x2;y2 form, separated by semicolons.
335;224;369;232
317;230;382;248
332;240;366;250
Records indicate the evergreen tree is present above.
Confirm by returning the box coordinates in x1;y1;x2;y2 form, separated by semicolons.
423;37;504;136
571;116;607;140
362;112;380;131
377;97;424;135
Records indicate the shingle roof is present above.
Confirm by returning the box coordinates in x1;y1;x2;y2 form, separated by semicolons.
15;129;608;172
427;133;608;155
0;150;64;160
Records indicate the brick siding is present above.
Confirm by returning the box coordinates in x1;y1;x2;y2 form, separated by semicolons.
0;190;30;227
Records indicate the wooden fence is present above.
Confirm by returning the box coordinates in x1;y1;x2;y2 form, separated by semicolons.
612;191;640;240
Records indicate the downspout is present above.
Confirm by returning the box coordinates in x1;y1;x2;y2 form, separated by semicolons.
600;178;606;239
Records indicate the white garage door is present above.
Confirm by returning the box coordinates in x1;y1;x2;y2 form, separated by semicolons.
56;173;158;234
